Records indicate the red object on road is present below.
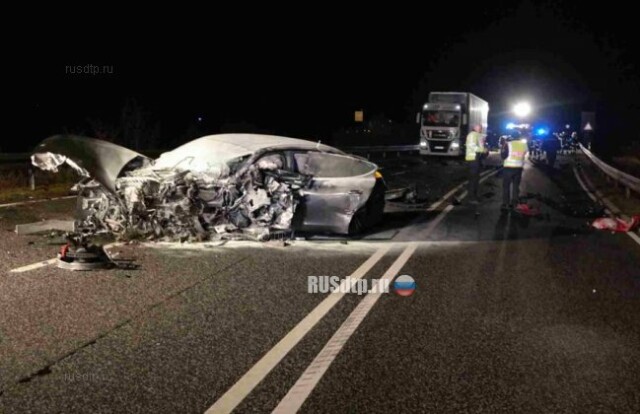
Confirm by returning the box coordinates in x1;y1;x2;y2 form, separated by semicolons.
515;203;541;216
591;216;640;233
60;244;70;258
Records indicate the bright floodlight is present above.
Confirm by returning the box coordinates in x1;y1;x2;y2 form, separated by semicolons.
513;102;531;118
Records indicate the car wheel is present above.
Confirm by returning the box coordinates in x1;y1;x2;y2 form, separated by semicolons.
348;180;385;235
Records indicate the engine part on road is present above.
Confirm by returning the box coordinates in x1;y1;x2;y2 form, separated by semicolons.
57;244;113;271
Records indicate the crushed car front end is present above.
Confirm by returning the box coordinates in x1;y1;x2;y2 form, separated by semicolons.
31;134;384;242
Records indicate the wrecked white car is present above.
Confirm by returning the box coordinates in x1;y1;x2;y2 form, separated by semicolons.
31;134;385;241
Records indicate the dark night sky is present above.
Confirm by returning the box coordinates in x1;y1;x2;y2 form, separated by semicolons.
6;1;640;152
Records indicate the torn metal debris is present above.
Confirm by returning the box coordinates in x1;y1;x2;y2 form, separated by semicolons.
58;244;113;271
32;134;386;243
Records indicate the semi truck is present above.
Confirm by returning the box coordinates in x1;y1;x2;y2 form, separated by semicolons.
418;92;489;157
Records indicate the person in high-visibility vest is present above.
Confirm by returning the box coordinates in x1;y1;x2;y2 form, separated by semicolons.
501;130;528;210
465;124;488;204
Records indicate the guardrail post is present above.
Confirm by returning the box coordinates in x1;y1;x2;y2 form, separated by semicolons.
28;168;35;191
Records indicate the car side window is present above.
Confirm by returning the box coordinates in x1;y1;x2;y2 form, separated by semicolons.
292;151;375;178
290;151;318;175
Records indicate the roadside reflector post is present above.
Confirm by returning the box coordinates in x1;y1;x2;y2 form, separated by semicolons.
29;168;35;190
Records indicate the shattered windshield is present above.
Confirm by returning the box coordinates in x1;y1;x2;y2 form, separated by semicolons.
422;110;460;127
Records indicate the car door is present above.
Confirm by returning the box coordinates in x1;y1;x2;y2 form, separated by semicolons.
290;151;377;234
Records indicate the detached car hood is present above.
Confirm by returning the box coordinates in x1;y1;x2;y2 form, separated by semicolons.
32;135;150;193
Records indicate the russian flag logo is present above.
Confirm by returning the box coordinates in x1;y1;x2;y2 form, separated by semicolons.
393;274;416;296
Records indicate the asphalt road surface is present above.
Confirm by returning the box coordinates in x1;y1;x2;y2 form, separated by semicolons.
1;154;639;413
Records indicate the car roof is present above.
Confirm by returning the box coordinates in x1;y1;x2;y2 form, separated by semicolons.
183;134;337;153
153;133;341;171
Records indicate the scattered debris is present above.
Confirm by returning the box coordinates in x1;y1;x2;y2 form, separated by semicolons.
384;185;430;213
521;192;605;217
385;187;412;201
591;216;640;233
385;185;429;204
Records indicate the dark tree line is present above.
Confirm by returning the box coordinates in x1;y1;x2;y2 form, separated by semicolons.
85;98;161;151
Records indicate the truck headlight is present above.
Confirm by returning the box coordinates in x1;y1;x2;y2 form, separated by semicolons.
451;142;460;149
420;140;427;147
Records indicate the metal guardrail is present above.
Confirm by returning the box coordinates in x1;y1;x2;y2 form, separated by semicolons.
2;144;423;163
0;153;30;164
580;143;640;198
339;144;421;158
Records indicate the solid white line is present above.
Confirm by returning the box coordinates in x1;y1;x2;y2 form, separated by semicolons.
204;244;392;414
204;171;486;414
627;229;640;245
450;166;500;204
9;258;57;273
0;195;75;209
270;170;501;412
272;243;418;414
7;242;125;274
273;205;456;413
573;166;640;247
426;168;496;212
574;166;624;218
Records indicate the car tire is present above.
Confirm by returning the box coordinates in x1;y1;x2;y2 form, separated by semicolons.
348;180;385;235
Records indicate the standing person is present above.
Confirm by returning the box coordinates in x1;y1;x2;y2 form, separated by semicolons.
570;131;579;153
501;131;527;211
465;124;488;204
543;133;560;169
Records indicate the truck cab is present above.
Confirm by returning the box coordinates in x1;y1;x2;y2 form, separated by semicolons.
419;92;489;157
